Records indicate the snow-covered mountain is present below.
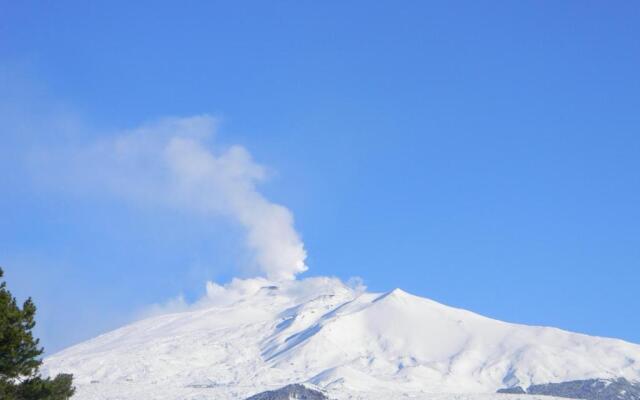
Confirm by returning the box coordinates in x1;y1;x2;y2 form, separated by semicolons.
43;277;640;400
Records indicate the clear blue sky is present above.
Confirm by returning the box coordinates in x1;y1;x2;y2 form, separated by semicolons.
1;1;639;353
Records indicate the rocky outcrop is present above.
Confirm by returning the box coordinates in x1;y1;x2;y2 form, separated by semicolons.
497;386;526;394
498;378;640;400
245;384;328;400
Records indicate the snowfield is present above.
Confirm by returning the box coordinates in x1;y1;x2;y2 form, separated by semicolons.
43;277;640;400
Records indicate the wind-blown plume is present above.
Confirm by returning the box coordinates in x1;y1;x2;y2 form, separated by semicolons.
39;115;307;281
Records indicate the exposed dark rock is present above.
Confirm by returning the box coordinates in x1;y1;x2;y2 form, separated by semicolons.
498;378;640;400
245;384;328;400
498;386;526;394
529;378;640;400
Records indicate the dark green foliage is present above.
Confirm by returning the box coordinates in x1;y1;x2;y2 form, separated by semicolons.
0;268;75;400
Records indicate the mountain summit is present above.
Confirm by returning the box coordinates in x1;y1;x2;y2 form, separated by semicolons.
43;277;640;400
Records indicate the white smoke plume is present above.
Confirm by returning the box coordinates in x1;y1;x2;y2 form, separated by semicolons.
40;115;307;281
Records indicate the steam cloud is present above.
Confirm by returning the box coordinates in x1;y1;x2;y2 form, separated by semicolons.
45;115;307;281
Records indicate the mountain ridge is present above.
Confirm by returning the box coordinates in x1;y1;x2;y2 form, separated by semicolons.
42;276;640;400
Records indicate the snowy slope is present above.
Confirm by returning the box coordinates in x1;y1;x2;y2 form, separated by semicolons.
43;277;640;400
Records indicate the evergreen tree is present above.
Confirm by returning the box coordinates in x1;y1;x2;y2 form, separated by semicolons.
0;267;74;400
